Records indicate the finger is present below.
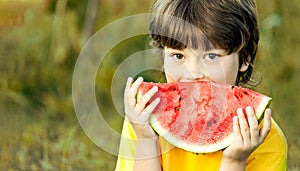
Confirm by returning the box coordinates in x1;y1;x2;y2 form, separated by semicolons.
124;77;134;106
135;86;158;113
237;108;251;145
124;77;133;95
259;108;272;142
128;77;143;97
233;115;241;138
139;98;160;122
246;106;259;144
128;77;143;106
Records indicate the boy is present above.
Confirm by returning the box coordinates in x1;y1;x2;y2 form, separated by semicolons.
116;0;287;170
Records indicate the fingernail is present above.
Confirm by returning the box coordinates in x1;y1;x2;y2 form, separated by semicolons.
246;106;253;113
153;98;160;106
155;98;160;103
127;77;133;85
265;108;271;115
152;86;158;91
138;77;143;82
237;108;243;114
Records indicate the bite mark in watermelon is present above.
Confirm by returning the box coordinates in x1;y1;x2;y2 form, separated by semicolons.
138;81;271;153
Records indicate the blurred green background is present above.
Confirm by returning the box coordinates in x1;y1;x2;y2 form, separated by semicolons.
0;0;299;170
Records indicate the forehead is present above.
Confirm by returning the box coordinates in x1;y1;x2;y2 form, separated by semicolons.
149;13;216;51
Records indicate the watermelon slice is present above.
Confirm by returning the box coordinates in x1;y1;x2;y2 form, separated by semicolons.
138;81;271;153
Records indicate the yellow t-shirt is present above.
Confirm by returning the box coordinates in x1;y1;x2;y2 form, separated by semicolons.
115;118;287;171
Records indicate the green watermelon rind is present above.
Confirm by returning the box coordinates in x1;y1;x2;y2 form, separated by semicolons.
256;96;272;122
149;95;272;154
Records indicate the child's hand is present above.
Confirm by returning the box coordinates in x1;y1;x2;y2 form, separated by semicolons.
124;77;160;140
222;106;272;166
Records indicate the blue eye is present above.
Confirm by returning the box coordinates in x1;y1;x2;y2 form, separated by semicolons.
204;53;219;60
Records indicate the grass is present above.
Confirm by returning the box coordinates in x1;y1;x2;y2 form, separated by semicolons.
0;103;117;170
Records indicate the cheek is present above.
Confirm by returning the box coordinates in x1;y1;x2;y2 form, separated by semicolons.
223;67;239;85
223;59;239;85
165;74;176;83
164;63;180;82
207;57;239;85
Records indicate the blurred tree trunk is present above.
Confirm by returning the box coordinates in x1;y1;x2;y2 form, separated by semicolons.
81;0;99;46
49;0;68;64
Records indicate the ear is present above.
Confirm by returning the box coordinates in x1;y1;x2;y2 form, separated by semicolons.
239;62;249;72
239;55;251;72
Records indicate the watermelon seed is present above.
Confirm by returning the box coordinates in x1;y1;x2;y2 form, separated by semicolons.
231;85;235;89
207;121;211;126
171;87;176;91
175;107;179;111
179;97;182;101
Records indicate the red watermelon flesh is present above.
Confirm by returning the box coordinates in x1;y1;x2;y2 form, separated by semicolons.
138;81;271;153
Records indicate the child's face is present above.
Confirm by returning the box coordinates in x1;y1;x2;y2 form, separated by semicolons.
164;47;248;85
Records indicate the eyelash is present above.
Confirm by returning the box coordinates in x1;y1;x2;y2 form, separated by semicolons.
169;53;221;62
171;53;185;60
204;53;220;61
